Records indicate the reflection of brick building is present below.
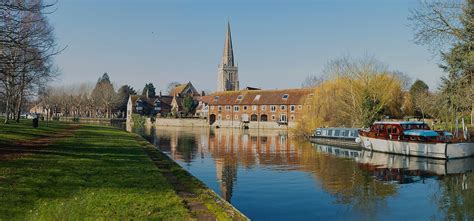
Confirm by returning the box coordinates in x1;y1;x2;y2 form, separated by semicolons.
202;89;312;129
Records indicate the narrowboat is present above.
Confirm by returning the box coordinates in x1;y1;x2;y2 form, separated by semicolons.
310;127;361;148
359;121;474;159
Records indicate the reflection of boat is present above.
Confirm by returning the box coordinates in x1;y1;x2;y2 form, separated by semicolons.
312;143;362;159
358;151;474;176
359;121;474;159
310;128;361;148
313;143;474;176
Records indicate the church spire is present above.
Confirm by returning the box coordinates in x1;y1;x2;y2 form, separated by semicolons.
217;20;239;92
222;21;234;67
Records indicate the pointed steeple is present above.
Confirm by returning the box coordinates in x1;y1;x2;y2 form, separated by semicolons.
222;21;234;67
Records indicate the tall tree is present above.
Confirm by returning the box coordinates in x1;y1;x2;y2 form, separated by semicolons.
409;0;474;124
409;80;431;119
142;83;156;98
0;0;60;123
91;73;117;118
182;94;196;116
116;85;136;114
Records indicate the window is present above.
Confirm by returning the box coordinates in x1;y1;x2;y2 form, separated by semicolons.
254;95;261;101
252;105;257;111
251;114;258;121
234;106;239;112
218;106;222;111
280;114;287;122
237;95;243;101
280;105;286;111
226;105;231;111
234;115;239;120
243;106;248;111
271;115;276;120
282;94;289;100
298;105;302;110
290;115;295;121
261;105;267;111
270;105;276;112
214;96;219;101
290;105;295;112
226;115;230;119
260;114;268;122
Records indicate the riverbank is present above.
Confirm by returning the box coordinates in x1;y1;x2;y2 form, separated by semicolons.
0;120;247;220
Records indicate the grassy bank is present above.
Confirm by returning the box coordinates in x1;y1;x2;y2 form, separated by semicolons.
0;120;246;220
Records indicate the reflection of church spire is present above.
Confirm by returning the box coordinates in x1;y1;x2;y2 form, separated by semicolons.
215;158;238;202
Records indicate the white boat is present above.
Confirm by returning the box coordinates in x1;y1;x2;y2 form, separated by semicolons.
359;121;474;159
310;127;361;148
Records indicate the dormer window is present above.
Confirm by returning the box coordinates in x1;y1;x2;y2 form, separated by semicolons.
237;95;243;101
282;94;289;100
254;95;261;101
214;96;219;102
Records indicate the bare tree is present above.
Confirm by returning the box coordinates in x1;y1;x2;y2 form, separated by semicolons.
0;0;60;123
166;81;180;95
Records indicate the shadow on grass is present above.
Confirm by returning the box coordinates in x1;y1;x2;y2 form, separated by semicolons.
0;124;189;220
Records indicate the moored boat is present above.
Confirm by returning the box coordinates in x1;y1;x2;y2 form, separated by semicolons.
359;121;474;159
310;127;361;148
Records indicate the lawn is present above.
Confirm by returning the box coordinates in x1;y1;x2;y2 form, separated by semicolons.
0;120;245;220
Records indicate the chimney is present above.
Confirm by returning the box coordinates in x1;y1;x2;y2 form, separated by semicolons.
201;91;205;96
159;91;162;97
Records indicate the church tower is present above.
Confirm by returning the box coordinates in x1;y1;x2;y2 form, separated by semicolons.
217;21;239;92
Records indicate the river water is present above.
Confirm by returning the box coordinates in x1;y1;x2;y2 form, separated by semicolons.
128;125;474;220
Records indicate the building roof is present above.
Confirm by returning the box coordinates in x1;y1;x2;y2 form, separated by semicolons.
201;88;313;105
169;82;199;97
129;95;173;108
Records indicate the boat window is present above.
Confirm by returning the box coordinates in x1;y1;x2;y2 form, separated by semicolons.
334;130;340;136
327;130;333;136
343;130;349;137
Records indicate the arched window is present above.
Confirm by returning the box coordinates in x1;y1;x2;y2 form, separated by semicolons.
260;114;268;122
251;114;258;121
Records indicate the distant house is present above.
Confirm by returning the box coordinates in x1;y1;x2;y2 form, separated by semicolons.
201;88;313;128
127;95;173;120
127;82;204;121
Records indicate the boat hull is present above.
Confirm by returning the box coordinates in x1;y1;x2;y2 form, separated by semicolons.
359;135;474;159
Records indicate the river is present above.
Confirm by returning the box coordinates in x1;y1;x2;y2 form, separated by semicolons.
127;125;474;220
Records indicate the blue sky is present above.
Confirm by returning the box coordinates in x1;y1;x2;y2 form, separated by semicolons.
49;0;444;93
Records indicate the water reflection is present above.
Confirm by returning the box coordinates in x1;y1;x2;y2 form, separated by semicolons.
129;125;474;220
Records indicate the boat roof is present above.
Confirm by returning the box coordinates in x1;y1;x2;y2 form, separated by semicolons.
373;121;427;125
316;127;359;130
403;130;438;137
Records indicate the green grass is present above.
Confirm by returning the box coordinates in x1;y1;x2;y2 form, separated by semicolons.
0;122;191;220
0;120;68;146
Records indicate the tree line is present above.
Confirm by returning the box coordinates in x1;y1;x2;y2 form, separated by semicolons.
0;0;60;123
38;72;189;119
297;0;473;135
39;73;138;119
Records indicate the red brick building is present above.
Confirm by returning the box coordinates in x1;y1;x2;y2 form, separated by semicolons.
202;88;313;129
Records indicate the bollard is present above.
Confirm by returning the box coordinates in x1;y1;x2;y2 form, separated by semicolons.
33;118;39;128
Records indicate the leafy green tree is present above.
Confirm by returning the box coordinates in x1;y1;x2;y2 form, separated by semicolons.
409;0;474;124
409;80;429;97
142;83;156;98
182;94;196;116
116;85;137;114
91;73;118;118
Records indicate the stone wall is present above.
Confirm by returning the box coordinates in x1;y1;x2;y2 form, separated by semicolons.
213;120;296;129
155;118;209;127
